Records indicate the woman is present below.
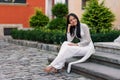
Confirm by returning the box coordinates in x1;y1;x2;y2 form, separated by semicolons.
44;13;95;73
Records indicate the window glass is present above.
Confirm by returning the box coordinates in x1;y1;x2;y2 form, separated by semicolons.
0;0;26;3
82;0;89;10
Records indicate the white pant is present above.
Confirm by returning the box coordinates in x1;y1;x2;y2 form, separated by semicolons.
49;41;90;69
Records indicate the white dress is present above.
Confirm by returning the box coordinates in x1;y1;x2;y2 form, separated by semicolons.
49;23;95;72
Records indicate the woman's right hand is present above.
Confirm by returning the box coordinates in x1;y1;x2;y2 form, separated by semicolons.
67;24;72;33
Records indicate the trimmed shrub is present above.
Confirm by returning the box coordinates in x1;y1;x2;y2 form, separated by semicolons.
52;3;68;18
81;0;115;33
29;8;49;28
47;18;66;30
47;3;68;30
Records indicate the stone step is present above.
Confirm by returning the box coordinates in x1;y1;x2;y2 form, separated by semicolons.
74;51;120;69
94;42;120;55
48;58;120;80
71;62;120;80
90;52;120;69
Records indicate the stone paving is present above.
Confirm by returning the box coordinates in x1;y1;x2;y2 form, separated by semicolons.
0;39;93;80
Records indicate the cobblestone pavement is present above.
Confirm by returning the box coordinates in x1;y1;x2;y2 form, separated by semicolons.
0;40;93;80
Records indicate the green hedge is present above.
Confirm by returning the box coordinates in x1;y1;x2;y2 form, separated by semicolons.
11;28;65;44
11;29;120;44
91;30;120;42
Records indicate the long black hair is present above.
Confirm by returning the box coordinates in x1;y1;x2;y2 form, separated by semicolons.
66;13;81;39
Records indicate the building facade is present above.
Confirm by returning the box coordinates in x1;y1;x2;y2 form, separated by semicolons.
0;0;119;37
0;0;45;37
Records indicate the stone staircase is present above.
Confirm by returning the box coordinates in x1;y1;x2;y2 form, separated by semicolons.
3;38;120;80
48;42;120;80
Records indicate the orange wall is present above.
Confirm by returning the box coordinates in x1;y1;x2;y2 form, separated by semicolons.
0;0;45;28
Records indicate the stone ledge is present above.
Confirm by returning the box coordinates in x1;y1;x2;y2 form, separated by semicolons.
3;37;60;52
74;51;120;69
94;42;120;49
94;42;120;55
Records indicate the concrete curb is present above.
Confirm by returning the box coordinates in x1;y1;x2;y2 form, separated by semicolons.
3;37;60;52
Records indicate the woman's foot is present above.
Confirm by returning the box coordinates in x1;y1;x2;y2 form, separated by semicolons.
44;66;58;73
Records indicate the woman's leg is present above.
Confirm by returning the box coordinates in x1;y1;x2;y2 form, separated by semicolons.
45;41;87;72
49;41;86;69
44;41;69;73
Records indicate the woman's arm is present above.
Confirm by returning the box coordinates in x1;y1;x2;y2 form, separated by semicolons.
67;24;75;42
67;33;74;42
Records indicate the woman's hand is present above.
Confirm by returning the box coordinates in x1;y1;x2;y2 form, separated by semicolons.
68;43;78;46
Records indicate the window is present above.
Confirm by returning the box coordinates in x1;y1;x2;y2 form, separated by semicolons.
65;0;68;7
82;0;88;10
0;0;26;3
4;28;17;35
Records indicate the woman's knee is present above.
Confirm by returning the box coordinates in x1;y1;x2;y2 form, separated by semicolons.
62;41;70;45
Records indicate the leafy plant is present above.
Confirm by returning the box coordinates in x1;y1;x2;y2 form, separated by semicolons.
47;18;66;30
29;8;49;28
81;0;115;33
52;3;68;18
47;3;68;30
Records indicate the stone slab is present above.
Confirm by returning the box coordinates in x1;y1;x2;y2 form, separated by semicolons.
94;42;120;49
73;62;120;80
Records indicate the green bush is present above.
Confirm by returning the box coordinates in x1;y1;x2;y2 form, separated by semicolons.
47;18;66;30
52;3;68;18
47;3;68;30
81;0;115;33
29;8;49;28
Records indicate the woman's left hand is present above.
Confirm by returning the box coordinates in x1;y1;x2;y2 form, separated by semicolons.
68;43;78;46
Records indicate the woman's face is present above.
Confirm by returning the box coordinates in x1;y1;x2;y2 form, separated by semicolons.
69;16;77;26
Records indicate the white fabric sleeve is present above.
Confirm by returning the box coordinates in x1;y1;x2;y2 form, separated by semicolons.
67;33;74;42
77;24;91;47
